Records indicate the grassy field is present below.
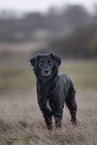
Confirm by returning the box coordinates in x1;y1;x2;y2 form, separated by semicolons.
0;60;97;145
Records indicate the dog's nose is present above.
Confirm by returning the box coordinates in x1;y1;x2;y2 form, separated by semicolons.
44;68;49;74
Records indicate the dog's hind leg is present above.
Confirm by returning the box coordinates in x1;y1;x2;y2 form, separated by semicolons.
65;87;77;125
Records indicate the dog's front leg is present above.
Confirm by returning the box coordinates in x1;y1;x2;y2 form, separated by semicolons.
54;108;63;128
43;113;52;130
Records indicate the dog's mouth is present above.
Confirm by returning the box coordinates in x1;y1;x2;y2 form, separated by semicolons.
43;73;50;77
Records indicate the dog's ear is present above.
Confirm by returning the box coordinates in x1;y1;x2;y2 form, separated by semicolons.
50;53;61;68
30;55;40;70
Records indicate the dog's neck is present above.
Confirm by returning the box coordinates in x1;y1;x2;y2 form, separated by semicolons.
36;71;58;98
36;71;58;84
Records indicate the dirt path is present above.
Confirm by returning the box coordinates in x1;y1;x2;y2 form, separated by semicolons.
0;41;47;53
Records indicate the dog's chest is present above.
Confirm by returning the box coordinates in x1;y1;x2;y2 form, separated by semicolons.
36;81;59;110
37;80;57;98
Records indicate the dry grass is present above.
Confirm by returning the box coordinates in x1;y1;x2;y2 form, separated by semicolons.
0;89;97;145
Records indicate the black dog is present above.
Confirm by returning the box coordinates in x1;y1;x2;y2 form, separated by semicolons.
30;53;77;129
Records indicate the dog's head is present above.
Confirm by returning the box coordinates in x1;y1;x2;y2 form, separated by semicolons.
30;53;61;77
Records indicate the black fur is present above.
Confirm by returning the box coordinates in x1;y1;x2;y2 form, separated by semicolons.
30;53;77;129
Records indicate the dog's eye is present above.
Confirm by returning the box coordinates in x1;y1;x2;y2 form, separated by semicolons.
40;61;44;65
48;60;52;65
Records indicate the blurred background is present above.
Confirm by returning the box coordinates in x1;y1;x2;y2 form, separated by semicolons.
0;0;97;92
0;1;97;144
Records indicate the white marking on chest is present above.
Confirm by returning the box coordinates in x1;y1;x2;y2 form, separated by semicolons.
46;99;52;111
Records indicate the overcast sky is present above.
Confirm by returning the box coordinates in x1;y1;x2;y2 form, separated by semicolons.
0;0;97;13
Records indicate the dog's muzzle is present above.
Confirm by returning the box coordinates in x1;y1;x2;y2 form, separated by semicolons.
44;68;49;74
43;68;51;76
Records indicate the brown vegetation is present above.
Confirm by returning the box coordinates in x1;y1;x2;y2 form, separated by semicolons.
0;88;97;144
